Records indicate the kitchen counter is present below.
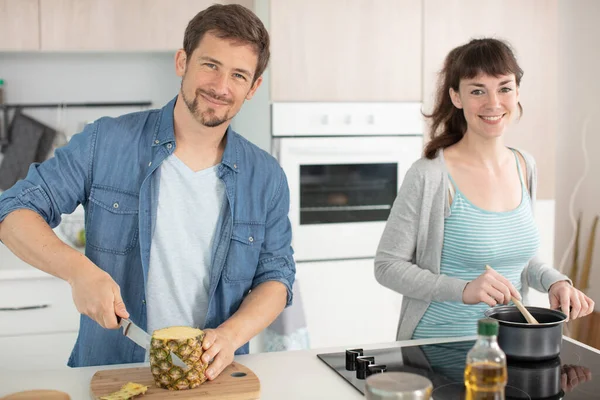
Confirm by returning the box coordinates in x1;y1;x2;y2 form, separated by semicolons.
0;336;472;399
1;335;597;399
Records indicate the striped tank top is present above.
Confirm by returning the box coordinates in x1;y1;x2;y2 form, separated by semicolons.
412;150;540;339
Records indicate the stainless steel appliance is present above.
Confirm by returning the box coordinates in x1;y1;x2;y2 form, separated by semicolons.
272;102;423;262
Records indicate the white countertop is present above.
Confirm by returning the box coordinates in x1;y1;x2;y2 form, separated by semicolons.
1;335;598;399
0;336;472;399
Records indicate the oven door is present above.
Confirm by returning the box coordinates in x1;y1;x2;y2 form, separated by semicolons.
274;135;422;261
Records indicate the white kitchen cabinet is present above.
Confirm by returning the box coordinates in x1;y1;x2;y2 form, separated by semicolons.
295;259;402;349
0;273;80;370
0;0;40;51
39;0;254;51
269;0;422;102
0;276;80;337
423;0;558;200
0;332;78;370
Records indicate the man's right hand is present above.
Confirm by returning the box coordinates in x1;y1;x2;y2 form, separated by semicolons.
68;264;129;329
462;267;521;307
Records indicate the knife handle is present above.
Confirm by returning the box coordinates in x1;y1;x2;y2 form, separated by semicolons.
116;315;127;331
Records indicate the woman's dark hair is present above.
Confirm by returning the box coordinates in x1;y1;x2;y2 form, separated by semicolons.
183;4;269;84
423;38;523;159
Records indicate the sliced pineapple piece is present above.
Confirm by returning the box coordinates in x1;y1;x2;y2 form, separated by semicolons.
99;382;148;400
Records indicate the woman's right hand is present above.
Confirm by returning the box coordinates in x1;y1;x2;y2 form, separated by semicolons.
68;262;129;329
462;268;521;306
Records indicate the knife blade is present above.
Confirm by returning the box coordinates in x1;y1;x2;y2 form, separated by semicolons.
117;317;189;370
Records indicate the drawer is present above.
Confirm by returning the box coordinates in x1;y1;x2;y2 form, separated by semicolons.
0;331;79;370
0;277;80;337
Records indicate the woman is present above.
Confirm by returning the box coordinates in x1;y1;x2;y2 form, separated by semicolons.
374;38;594;340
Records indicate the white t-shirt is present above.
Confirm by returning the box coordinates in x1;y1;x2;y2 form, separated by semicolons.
146;154;225;334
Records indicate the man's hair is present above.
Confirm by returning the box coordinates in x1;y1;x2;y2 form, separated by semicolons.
183;4;270;84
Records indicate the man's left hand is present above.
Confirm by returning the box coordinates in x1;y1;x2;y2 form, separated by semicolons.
201;328;238;381
549;281;595;320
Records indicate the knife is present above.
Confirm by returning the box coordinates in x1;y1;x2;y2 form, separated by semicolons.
117;316;189;370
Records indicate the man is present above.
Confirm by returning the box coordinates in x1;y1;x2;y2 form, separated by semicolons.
0;4;294;380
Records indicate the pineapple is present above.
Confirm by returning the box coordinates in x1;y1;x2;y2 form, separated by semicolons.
100;382;148;399
149;326;208;390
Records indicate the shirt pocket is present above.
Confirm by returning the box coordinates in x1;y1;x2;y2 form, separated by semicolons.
87;185;139;255
224;222;265;282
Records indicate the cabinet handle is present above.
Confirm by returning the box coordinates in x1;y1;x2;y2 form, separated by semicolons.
0;304;50;311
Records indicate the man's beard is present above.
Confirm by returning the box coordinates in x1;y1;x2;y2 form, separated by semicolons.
181;84;233;128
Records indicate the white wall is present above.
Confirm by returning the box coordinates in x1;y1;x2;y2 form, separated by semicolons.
230;0;271;152
555;0;600;306
555;0;600;308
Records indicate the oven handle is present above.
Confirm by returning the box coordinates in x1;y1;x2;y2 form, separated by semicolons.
300;205;391;212
287;148;389;157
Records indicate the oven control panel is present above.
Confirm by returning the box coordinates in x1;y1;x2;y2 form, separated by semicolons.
272;102;424;137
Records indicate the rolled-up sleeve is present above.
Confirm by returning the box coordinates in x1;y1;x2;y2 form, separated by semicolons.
251;169;296;307
0;122;96;227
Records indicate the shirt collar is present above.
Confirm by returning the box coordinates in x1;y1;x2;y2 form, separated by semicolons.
153;96;176;146
153;95;239;173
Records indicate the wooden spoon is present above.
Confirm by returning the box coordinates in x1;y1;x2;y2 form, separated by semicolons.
485;265;539;324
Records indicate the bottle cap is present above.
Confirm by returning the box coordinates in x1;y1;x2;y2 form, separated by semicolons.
478;318;499;336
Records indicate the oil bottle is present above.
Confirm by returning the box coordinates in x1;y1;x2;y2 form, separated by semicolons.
464;318;507;400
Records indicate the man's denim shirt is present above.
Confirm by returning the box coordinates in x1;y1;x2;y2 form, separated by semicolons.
0;97;295;367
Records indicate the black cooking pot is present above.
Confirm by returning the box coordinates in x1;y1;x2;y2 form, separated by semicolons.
484;306;567;361
506;356;563;400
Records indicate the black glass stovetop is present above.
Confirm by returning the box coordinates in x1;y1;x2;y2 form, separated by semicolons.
317;339;599;399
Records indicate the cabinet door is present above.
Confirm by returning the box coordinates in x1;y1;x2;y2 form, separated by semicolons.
0;276;80;337
295;259;403;349
270;0;422;102
0;332;78;370
40;0;254;51
0;0;40;51
423;0;557;199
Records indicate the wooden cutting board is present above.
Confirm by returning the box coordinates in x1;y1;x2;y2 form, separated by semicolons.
2;390;70;400
90;361;260;399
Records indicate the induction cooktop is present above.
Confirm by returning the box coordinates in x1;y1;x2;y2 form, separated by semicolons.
317;338;599;399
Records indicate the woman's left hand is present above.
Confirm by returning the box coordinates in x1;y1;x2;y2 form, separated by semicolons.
548;281;595;320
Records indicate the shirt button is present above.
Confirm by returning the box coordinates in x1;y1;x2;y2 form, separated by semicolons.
113;202;119;209
167;143;173;149
248;236;254;243
142;299;146;305
148;161;152;167
233;163;237;169
154;140;160;144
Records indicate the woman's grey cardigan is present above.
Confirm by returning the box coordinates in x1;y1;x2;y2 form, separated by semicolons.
374;148;569;340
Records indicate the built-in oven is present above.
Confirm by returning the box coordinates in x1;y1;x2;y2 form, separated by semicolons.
272;102;423;262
